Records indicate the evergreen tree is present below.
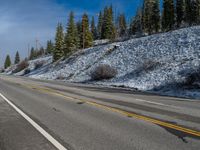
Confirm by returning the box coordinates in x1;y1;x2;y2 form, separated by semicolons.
91;16;98;40
142;0;160;34
97;11;103;39
162;0;175;31
29;46;44;59
76;21;82;48
187;0;199;25
77;21;82;35
64;11;79;56
14;51;20;64
117;13;127;37
185;0;192;25
101;6;116;39
198;0;200;24
39;47;45;56
29;47;36;60
142;0;149;33
198;1;200;23
130;8;143;36
176;0;186;27
53;23;64;61
141;1;146;33
46;40;54;54
4;55;11;69
152;0;160;33
80;13;93;49
199;1;200;23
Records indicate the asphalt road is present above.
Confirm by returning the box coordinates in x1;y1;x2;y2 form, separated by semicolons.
0;75;200;150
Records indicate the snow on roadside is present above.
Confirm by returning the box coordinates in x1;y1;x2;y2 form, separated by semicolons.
93;39;110;46
12;26;200;99
4;56;52;76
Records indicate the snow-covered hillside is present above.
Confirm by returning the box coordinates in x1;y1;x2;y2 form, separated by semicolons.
5;26;200;99
4;56;52;76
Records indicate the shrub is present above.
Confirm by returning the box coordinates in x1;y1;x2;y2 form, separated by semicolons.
184;72;200;88
12;60;29;73
56;74;65;80
0;69;4;73
34;61;44;70
65;73;74;80
24;68;31;75
142;60;161;72
91;64;117;81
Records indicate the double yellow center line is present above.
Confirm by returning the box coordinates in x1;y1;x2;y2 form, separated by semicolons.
25;84;200;138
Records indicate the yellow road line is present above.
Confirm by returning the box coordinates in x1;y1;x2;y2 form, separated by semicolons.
25;84;200;137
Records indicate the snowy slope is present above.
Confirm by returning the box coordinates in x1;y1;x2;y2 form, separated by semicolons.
28;26;200;98
24;56;52;76
4;56;52;76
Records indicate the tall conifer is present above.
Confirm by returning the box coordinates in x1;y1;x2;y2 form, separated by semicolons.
53;23;64;61
80;13;93;49
64;11;79;56
97;11;103;39
117;14;127;37
14;51;20;64
91;16;98;40
176;0;185;27
162;0;175;31
4;55;11;69
101;6;116;39
46;40;54;54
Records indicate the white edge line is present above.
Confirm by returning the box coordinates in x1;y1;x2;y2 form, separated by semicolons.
135;98;178;108
0;93;68;150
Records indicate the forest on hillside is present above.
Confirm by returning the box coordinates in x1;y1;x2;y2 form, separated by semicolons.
3;0;200;69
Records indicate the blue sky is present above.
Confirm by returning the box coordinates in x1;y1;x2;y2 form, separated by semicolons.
0;0;143;66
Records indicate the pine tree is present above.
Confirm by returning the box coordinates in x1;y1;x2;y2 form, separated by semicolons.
4;55;11;69
91;16;98;40
117;14;127;37
185;0;200;25
29;47;35;60
190;0;199;25
46;40;54;54
142;0;150;34
198;1;200;23
185;0;191;25
97;11;103;39
176;0;186;27
76;21;82;48
130;8;143;36
64;11;79;56
101;6;116;39
80;13;93;49
14;51;20;64
53;23;64;61
39;47;45;56
162;0;175;31
142;0;160;34
198;1;200;24
141;1;146;33
152;0;160;33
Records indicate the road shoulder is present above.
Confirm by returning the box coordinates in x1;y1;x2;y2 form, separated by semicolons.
0;97;57;150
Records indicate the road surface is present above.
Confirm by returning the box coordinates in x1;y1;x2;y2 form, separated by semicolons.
0;75;200;150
